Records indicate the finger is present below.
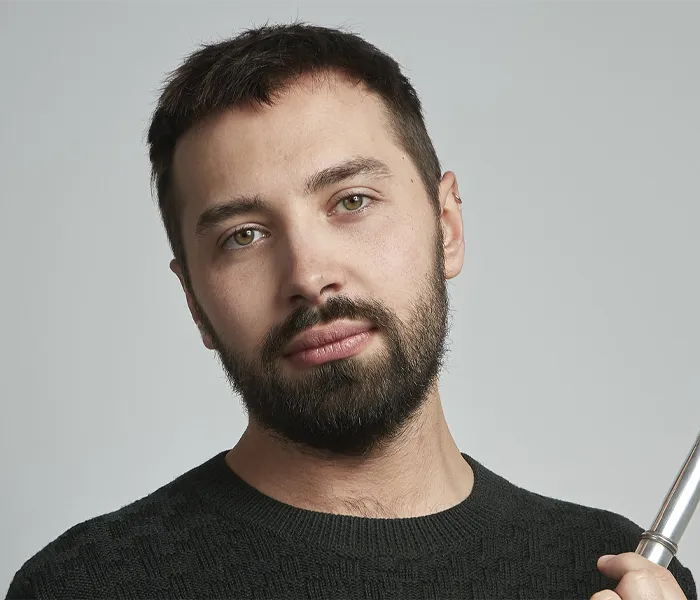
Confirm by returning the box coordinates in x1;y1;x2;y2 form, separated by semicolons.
597;553;686;599
591;590;622;600
616;568;665;600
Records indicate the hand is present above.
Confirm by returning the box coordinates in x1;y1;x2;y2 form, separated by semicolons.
592;552;688;600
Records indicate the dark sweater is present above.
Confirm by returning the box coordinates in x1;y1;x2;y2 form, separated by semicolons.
5;452;697;600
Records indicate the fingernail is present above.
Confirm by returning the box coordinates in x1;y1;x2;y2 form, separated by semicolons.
598;555;615;565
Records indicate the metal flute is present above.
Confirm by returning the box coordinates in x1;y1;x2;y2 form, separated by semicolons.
635;430;700;568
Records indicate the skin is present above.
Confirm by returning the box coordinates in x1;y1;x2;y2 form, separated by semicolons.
595;553;688;600
167;71;687;599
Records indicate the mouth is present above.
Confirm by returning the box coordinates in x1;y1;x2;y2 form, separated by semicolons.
283;327;377;368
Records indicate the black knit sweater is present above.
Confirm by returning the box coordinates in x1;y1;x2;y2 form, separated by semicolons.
5;451;697;599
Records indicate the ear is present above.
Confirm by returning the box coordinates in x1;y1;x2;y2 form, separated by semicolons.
437;171;465;280
169;259;217;350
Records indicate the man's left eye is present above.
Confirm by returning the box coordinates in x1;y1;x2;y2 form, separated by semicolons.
336;194;370;212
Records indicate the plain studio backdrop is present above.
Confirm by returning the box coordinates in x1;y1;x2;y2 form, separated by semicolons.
1;0;699;590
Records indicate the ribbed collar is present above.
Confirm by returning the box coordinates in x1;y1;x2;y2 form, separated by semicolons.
187;450;516;557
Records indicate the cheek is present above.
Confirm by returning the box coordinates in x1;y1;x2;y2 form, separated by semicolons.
363;212;434;291
198;271;271;350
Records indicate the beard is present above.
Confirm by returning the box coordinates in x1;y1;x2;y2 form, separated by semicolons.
192;226;451;457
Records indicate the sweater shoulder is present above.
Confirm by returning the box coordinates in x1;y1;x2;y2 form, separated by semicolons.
5;459;215;599
472;459;643;536
513;481;645;532
496;477;697;600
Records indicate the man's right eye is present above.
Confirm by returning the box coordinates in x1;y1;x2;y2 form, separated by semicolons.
222;227;267;250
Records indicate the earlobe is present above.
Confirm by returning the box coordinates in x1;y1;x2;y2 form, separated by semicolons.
198;325;216;350
170;258;184;282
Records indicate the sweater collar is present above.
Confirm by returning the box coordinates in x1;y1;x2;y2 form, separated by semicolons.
187;451;512;556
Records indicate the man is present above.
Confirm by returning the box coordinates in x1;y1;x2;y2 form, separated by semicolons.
5;22;696;600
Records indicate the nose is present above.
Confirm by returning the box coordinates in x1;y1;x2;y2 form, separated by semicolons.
278;229;347;308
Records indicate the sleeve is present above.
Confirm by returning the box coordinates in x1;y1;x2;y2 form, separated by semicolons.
4;571;35;600
668;555;697;600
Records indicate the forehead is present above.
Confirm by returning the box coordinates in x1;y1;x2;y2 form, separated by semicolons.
171;73;410;226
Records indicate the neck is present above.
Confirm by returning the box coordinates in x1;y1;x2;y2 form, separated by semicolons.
225;387;473;518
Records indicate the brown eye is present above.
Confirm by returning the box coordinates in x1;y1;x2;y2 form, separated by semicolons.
223;227;264;250
233;229;255;246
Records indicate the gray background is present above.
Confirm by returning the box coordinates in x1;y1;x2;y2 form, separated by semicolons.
1;0;699;590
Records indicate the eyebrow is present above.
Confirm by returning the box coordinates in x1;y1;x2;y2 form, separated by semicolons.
194;156;393;239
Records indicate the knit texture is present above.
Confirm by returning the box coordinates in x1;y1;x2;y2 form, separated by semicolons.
5;451;697;599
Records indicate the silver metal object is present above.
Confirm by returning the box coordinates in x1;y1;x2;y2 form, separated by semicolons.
635;430;700;567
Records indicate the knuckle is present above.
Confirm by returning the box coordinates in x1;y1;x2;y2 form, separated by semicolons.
630;568;655;584
617;568;665;600
634;568;654;580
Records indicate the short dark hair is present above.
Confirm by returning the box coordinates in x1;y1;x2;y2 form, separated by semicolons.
147;22;442;291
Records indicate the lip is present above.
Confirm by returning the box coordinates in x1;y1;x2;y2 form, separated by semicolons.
283;321;375;357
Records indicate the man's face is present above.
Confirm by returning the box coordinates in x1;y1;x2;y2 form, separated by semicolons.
171;73;462;456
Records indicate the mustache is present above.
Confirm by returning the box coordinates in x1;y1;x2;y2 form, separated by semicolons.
259;295;394;362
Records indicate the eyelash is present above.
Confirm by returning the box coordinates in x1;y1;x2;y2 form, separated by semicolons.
221;193;375;251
